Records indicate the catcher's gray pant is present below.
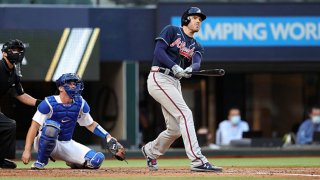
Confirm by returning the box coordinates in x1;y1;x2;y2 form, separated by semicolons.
144;70;208;167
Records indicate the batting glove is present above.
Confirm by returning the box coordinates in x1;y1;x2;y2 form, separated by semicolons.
182;66;192;78
171;65;184;79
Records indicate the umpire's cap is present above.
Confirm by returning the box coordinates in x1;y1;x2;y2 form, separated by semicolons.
181;7;206;26
1;39;25;53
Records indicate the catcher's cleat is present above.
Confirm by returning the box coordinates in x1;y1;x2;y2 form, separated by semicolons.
191;162;223;172
0;159;17;169
141;146;158;171
31;161;45;170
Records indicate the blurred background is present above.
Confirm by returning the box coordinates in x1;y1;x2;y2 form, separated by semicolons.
1;0;320;156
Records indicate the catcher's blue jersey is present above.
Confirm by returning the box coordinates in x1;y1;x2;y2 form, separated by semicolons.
38;95;90;141
152;25;204;69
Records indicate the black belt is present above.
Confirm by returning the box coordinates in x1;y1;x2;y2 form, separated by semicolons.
151;67;175;78
159;68;175;77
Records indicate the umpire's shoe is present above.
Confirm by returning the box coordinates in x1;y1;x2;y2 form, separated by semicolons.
0;158;17;169
191;162;223;172
31;161;45;170
141;146;158;171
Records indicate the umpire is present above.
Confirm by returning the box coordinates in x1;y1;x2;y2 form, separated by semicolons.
0;39;41;169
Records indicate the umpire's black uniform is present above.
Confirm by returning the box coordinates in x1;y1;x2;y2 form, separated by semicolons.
0;39;37;169
0;58;24;168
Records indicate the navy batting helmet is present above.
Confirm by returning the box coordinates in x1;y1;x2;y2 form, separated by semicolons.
56;73;84;98
181;7;206;26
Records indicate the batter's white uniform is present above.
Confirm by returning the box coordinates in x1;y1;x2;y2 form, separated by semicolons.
144;67;208;167
32;95;93;165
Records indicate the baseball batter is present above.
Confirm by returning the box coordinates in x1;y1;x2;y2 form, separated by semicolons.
21;73;124;169
141;7;222;172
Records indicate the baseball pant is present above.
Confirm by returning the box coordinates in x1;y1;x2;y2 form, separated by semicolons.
0;112;16;159
34;132;91;165
144;71;208;167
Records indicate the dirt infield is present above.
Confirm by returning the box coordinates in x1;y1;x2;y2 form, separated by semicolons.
1;166;320;179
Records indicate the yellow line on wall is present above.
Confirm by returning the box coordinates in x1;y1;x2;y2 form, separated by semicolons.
45;28;71;82
77;28;100;78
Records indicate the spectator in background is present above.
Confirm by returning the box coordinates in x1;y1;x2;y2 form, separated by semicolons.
296;105;320;145
216;108;249;146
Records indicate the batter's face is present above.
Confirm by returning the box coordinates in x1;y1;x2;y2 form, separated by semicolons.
187;15;203;32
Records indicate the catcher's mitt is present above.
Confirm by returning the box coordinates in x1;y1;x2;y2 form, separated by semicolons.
106;138;127;163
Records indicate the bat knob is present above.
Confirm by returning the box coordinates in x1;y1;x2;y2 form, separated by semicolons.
219;69;225;76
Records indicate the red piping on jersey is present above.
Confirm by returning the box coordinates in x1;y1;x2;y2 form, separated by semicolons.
152;72;203;164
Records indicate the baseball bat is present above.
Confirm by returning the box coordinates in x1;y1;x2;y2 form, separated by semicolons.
187;69;225;76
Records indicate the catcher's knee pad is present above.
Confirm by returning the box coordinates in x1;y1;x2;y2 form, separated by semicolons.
84;150;105;169
37;120;60;165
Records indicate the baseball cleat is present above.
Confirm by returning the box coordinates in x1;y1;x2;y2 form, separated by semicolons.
0;159;17;169
31;161;45;170
141;146;158;171
191;162;223;172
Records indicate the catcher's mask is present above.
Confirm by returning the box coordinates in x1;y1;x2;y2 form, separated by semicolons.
56;73;84;99
1;39;25;77
181;7;206;26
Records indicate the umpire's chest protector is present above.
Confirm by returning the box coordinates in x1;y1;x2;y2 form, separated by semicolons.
46;96;82;141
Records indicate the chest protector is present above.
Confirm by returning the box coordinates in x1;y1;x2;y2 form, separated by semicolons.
46;96;82;141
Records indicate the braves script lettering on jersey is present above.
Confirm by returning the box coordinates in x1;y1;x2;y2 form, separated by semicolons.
152;25;204;69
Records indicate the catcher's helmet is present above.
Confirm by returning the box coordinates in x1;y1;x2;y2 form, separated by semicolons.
56;73;84;98
181;7;206;26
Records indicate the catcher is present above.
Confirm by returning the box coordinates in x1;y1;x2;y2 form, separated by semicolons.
21;73;125;169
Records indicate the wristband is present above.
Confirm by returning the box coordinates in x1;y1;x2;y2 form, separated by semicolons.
93;125;109;139
35;99;42;107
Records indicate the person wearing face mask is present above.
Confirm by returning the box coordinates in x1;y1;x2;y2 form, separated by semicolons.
0;39;42;169
216;108;249;146
296;105;320;145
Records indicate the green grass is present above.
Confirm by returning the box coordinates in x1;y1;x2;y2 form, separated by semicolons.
2;157;319;180
16;157;320;168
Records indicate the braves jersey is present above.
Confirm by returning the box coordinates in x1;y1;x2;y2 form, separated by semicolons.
32;95;93;141
152;25;204;69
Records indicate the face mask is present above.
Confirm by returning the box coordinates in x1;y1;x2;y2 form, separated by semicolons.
312;116;320;124
63;82;84;99
7;51;24;64
231;115;241;125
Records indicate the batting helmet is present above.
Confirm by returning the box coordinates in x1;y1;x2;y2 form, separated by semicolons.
1;39;25;64
56;73;84;98
181;7;206;26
